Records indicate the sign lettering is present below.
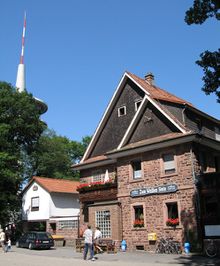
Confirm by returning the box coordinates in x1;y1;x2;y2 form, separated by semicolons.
130;184;178;198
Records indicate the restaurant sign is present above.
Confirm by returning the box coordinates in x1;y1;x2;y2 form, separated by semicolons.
130;184;178;198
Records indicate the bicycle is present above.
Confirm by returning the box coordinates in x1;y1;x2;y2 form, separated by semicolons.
204;239;218;258
155;237;182;254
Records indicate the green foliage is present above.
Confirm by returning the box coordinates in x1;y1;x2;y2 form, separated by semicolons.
185;0;220;25
185;1;220;103
31;129;91;180
196;49;220;103
0;82;45;226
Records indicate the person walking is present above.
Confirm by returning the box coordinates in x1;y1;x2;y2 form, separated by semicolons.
83;225;95;261
6;237;11;252
0;229;6;252
94;227;103;253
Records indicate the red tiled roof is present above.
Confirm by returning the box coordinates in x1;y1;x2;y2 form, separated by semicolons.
30;176;80;194
126;71;193;106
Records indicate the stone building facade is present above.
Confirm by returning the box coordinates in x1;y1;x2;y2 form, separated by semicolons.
73;71;220;251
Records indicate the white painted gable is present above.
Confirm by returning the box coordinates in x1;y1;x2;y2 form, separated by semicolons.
22;181;80;222
22;181;50;221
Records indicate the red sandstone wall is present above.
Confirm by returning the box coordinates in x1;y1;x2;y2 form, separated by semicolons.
117;144;198;251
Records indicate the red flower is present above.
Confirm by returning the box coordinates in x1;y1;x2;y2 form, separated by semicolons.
133;219;144;228
166;218;179;226
76;180;114;191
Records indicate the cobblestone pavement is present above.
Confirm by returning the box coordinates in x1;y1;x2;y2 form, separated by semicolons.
0;246;220;266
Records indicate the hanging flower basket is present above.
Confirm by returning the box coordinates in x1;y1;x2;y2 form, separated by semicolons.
166;218;179;227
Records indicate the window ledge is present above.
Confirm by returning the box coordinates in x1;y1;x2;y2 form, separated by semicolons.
160;173;178;178
132;227;147;231
164;225;182;230
129;178;144;184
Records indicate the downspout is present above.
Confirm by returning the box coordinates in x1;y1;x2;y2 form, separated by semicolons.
77;213;80;238
190;147;196;183
190;147;201;246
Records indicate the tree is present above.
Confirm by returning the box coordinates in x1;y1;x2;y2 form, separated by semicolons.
31;129;91;180
185;0;220;102
0;82;46;226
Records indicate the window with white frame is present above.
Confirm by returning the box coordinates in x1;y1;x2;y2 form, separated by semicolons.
215;127;220;141
58;220;78;229
31;197;39;211
118;106;126;117
95;210;111;238
92;170;104;182
162;153;176;175
135;100;142;111
132;160;142;180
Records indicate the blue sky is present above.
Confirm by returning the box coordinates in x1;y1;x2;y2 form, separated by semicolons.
1;0;219;141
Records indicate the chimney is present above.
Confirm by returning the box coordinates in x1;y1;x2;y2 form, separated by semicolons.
144;72;154;85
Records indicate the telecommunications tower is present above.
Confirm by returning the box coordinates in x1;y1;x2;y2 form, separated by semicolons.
15;12;47;114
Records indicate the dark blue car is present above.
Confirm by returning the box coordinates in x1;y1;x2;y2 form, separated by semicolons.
16;231;54;250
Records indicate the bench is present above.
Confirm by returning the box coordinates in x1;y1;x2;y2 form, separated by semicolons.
96;239;116;254
75;238;84;252
75;238;116;253
52;235;65;247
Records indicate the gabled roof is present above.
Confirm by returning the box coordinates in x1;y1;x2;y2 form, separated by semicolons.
22;176;80;194
81;71;191;162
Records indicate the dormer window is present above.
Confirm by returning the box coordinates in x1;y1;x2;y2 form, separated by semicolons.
135;100;142;111
118;106;126;117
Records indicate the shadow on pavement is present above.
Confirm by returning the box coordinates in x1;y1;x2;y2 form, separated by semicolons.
174;254;220;266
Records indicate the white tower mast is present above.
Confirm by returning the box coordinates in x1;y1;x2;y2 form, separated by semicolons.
16;12;26;92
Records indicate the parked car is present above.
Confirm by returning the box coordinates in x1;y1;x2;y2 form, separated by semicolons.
16;231;54;250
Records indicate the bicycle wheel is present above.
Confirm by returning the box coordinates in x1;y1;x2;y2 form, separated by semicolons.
156;243;165;254
205;244;217;258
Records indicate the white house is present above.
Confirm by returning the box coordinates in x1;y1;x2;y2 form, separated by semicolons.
21;176;80;242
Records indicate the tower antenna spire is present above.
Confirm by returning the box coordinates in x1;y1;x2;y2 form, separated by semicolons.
16;11;26;92
20;11;26;64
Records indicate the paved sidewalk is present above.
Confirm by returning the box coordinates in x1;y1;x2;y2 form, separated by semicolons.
0;247;220;266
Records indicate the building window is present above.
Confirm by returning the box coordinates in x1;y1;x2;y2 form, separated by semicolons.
95;210;111;238
132;160;142;180
58;220;78;229
83;204;89;223
196;118;203;132
165;202;179;227
215;156;220;172
133;205;144;228
118;106;126;117
31;197;39;211
162;153;176;175
92;170;104;182
135;100;142;111
215;127;220;141
200;151;207;172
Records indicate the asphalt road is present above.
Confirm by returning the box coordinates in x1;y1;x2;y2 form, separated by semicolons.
0;246;220;266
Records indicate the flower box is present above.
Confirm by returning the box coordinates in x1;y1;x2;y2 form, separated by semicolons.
133;219;145;228
166;218;179;227
77;181;116;192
